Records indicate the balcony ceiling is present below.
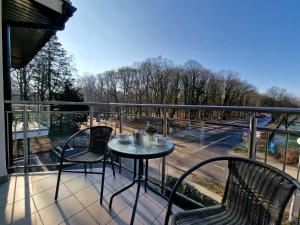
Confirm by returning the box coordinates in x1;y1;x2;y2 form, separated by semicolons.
2;0;76;69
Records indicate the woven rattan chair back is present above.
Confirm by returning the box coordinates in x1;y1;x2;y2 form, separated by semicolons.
222;159;296;225
88;126;113;154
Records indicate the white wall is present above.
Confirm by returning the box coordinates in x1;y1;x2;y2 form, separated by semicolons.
0;0;8;178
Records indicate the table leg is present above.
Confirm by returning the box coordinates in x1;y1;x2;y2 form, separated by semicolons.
145;159;148;192
109;159;137;210
109;179;136;209
133;159;137;179
130;159;143;225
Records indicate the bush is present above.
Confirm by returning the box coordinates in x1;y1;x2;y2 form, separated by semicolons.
165;176;218;210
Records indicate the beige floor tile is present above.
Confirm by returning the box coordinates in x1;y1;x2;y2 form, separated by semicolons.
144;190;168;209
107;208;145;225
39;195;83;225
0;177;28;194
0;184;31;208
32;183;72;211
89;167;114;182
0;197;37;224
134;194;164;225
104;174;131;192
64;175;97;194
155;209;181;225
0;172;172;225
74;185;100;208
87;194;128;225
60;173;82;183
152;213;165;225
9;212;43;225
92;179;114;197
60;210;98;225
29;173;52;183
29;175;58;195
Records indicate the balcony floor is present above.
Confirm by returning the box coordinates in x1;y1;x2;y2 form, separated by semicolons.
0;168;173;225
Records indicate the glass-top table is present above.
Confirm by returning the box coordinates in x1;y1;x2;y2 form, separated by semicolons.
108;135;174;225
108;136;174;159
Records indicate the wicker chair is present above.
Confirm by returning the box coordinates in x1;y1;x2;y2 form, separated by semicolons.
165;156;300;225
54;126;115;204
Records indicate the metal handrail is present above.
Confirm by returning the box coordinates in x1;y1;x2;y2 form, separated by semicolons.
5;99;300;222
5;100;300;114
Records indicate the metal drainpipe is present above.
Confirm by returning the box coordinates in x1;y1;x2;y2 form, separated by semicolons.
249;116;257;160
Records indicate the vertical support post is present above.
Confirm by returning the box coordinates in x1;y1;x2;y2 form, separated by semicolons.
118;107;123;173
3;24;12;168
5;112;10;168
119;107;123;133
289;154;300;222
161;111;168;193
283;133;289;172
23;105;29;173
38;104;41;135
89;106;94;127
249;116;257;160
264;131;269;164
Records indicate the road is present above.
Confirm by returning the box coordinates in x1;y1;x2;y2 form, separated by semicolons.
102;117;299;217
162;117;272;182
108;117;273;185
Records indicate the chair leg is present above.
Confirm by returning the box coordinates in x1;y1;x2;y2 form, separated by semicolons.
84;163;87;175
100;157;106;205
55;161;63;201
110;156;115;177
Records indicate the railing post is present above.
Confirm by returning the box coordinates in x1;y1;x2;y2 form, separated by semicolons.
119;107;123;133
89;106;94;127
118;107;123;173
264;131;269;164
249;116;257;160
283;133;289;172
161;111;168;193
6;112;11;168
23;105;29;173
38;104;41;135
289;154;300;222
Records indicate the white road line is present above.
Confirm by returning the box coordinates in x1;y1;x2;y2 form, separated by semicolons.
199;135;231;150
214;164;225;170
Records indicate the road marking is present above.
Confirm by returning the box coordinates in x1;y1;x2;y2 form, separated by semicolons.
214;164;225;170
199;135;231;150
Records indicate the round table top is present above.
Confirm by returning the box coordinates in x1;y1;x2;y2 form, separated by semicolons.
108;136;174;159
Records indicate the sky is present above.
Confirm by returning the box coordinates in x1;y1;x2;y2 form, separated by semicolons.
57;0;300;96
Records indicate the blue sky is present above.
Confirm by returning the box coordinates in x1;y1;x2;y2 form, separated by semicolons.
57;0;300;96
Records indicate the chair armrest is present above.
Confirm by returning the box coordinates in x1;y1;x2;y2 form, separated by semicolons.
292;180;300;190
164;156;233;225
60;127;92;159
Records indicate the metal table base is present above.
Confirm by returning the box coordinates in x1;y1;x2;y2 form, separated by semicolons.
109;159;148;225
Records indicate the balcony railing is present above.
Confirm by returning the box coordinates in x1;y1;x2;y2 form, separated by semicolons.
4;100;300;223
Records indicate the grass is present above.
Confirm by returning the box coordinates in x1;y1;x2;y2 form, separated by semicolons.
190;173;225;196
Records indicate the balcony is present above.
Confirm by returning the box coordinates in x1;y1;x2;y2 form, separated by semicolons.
0;167;177;225
2;100;300;224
